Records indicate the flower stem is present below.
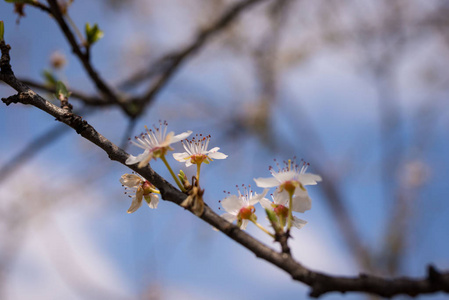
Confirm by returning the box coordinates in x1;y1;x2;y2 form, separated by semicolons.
161;155;185;192
287;191;293;230
65;13;86;46
196;163;201;184
251;220;275;238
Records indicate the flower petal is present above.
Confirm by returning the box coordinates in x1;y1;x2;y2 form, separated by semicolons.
292;217;307;230
254;176;280;188
207;147;220;153
298;173;322;185
127;188;144;213
249;189;269;206
240;219;249;230
273;170;297;183
272;189;290;206
221;195;242;214
173;152;190;162
126;149;150;165
147;194;159;209
159;131;175;148
137;151;153;168
120;174;142;187
291;191;312;213
221;213;237;223
208;151;228;160
259;198;273;210
171;130;193;144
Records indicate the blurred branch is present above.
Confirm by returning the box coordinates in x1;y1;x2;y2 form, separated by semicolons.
0;123;68;183
43;218;129;300
249;0;291;149
120;118;137;149
0;108;93;184
275;98;375;272
352;0;409;276
27;1;52;14
19;78;107;105
2;39;449;299
25;0;273;119
44;0;135;114
131;0;272;107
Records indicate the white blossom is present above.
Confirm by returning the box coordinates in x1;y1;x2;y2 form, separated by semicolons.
260;189;307;229
254;159;321;190
173;134;227;167
220;186;268;230
120;174;159;213
126;121;192;168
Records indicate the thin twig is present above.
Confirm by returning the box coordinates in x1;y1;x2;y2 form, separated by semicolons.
19;77;108;105
45;0;132;113
134;0;271;105
120;118;137;150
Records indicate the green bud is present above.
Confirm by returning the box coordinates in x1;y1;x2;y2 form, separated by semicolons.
54;81;70;100
42;69;58;87
265;208;278;223
85;23;104;46
56;81;70;98
0;21;4;42
265;209;283;234
178;169;190;188
178;169;186;179
4;0;35;3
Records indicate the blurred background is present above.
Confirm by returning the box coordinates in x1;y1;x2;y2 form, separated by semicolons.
1;0;448;299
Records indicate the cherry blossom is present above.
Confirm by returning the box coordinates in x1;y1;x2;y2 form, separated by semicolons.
173;134;227;167
126;121;192;168
260;189;307;229
220;185;268;230
120;173;159;213
254;159;321;196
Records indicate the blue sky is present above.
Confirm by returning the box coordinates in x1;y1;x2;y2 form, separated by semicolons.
1;1;449;299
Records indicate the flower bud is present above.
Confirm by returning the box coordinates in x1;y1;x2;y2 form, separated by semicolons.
273;204;289;219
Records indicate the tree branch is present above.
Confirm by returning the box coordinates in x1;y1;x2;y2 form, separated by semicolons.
2;40;449;298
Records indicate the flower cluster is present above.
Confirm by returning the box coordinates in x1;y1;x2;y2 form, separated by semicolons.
120;122;321;238
121;121;227;214
254;159;321;213
220;158;321;233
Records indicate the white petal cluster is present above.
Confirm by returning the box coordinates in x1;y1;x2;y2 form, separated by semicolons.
120;174;159;213
254;160;321;189
173;134;228;167
126;121;192;168
260;189;307;229
254;159;321;212
220;187;268;230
